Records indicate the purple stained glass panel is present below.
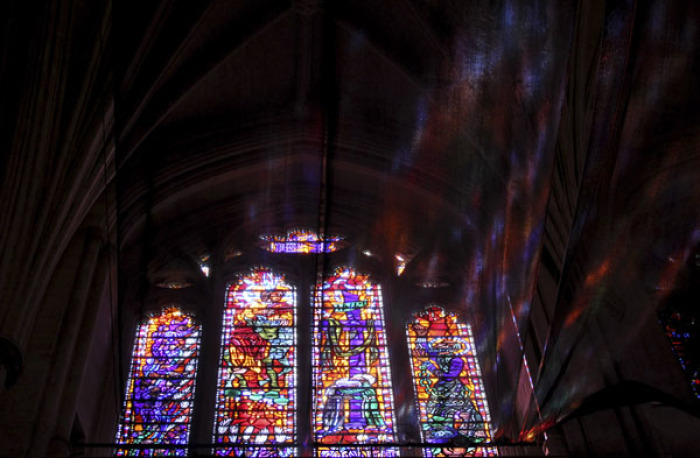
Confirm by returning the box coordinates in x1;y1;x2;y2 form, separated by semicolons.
115;308;201;456
259;229;344;254
312;267;399;457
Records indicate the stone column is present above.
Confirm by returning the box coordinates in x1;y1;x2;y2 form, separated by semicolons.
51;245;111;454
30;229;104;458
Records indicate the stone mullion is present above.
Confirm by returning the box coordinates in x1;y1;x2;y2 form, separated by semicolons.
297;267;313;456
189;245;226;455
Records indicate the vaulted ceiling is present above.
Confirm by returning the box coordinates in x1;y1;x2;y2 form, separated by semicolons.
109;0;700;437
3;0;700;449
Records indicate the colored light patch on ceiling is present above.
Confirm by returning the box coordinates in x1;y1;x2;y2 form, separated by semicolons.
260;229;345;254
213;268;297;457
312;267;399;457
407;306;497;457
115;308;201;456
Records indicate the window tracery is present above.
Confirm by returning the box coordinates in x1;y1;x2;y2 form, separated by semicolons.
259;229;345;254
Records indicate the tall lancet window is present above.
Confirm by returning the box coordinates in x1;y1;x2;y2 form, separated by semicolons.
312;267;399;457
659;304;700;399
115;307;201;456
407;306;496;457
213;268;297;457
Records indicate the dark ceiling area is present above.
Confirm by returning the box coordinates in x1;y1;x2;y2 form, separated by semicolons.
2;0;700;455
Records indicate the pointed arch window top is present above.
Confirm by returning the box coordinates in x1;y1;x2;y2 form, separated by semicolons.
227;267;296;308
319;266;372;290
259;229;345;254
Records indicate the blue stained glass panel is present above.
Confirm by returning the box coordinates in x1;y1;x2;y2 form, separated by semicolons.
115;308;201;456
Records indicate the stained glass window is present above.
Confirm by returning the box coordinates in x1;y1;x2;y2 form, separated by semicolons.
407;306;497;457
259;229;345;254
115;307;201;456
213;268;297;456
312;267;399;457
659;305;700;398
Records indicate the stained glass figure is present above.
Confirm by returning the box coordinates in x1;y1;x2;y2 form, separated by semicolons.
259;229;345;254
407;306;497;457
312;267;399;457
213;268;297;457
115;307;201;456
